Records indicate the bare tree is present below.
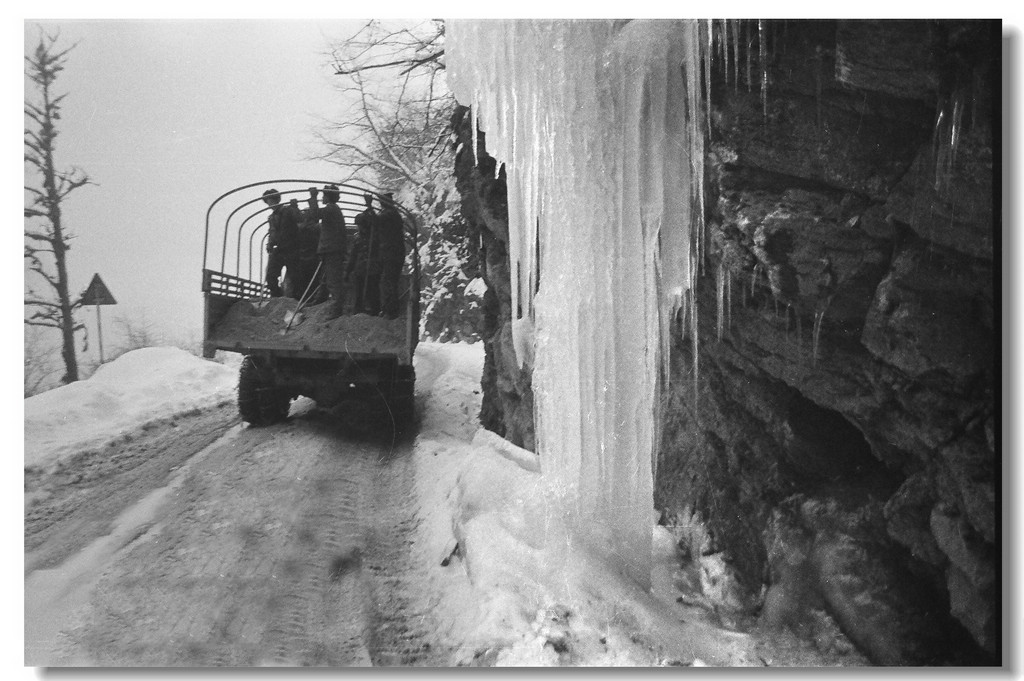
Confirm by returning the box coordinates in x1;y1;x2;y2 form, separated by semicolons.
316;20;450;189
317;20;483;341
330;20;444;78
24;31;91;384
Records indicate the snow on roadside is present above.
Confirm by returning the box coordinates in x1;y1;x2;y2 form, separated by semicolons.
24;347;239;470
409;341;756;667
21;340;756;666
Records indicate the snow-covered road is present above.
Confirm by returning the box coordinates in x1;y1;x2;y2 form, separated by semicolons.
25;343;856;668
25;348;456;666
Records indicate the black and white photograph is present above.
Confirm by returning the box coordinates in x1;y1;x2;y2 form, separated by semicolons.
21;13;1009;671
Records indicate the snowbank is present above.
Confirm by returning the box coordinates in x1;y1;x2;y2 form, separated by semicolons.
24;347;239;469
410;342;755;666
19;340;762;666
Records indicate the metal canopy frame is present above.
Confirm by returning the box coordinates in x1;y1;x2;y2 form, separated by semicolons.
201;179;421;290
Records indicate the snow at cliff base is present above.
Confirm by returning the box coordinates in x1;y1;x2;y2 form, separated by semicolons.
409;343;754;666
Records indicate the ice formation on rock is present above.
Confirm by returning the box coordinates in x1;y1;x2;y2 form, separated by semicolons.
447;19;707;586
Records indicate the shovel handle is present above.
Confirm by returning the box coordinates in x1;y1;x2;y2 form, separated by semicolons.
283;261;324;334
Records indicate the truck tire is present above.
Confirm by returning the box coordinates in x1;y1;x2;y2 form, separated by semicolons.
388;365;416;430
238;356;290;426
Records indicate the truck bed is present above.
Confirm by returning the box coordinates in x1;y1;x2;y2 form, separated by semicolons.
206;297;411;360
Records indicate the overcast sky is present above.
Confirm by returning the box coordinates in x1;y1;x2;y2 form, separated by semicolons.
17;11;1020;372
22;18;373;363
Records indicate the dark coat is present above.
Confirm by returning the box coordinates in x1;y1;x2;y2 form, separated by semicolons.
349;208;380;273
312;202;346;255
267;203;300;253
375;206;405;264
297;199;321;260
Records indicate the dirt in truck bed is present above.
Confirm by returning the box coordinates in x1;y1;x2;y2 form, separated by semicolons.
212;298;408;353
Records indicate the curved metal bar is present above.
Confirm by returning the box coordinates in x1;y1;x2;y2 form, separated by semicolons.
247;219;269;282
205;179;339;274
258;232;268;286
206;179;424;285
205;179;289;272
248;224;259;282
221;198;275;272
236;211;269;279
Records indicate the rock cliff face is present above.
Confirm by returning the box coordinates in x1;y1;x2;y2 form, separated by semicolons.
452;107;536;452
452;19;997;665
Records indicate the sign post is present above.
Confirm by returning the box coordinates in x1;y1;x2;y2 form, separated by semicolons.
82;274;117;363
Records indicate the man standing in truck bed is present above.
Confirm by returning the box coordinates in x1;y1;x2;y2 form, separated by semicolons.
376;193;406;319
262;188;300;298
309;185;347;318
347;193;381;315
291;196;322;302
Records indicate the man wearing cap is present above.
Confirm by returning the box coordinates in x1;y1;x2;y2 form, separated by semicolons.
261;188;300;298
292;193;323;302
376;192;406;319
347;193;381;315
308;184;348;318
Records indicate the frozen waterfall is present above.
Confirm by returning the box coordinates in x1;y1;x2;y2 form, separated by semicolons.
447;19;707;587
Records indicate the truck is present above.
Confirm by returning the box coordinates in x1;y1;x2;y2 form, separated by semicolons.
201;180;420;432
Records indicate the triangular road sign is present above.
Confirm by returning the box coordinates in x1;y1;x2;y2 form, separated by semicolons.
82;274;117;306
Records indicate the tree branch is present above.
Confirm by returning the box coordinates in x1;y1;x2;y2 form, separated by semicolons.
24;297;61;309
24;318;61;330
24;229;53;243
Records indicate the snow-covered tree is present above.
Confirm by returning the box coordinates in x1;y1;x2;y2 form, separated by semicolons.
24;31;91;384
317;20;482;341
318;20;448;188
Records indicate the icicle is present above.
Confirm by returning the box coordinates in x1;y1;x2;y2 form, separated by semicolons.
716;261;725;341
745;21;753;92
950;91;964;168
705;20;713;137
950;96;961;153
726;269;732;331
471;101;480;167
932;102;947;191
812;309;825;366
759;20;768;124
446;19;708;589
932;87;966;194
680;288;689;341
690;252;700;412
719;19;729;85
731;20;740;92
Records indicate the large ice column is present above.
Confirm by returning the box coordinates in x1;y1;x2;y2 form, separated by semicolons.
447;20;706;586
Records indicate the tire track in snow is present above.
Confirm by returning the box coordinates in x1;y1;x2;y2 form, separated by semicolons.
24;401;240;573
256;462;373;666
37;403;454;667
362;439;455;666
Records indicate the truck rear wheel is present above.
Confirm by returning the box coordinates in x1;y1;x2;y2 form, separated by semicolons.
388;365;416;430
238;356;290;426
